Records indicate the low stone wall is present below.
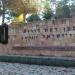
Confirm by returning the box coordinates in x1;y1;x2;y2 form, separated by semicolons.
0;44;75;57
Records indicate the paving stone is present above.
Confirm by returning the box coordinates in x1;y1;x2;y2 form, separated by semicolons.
0;62;74;75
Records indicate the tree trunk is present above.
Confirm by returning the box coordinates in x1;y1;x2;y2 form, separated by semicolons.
2;0;5;24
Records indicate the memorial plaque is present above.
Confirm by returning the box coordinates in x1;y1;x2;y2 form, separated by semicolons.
0;24;8;44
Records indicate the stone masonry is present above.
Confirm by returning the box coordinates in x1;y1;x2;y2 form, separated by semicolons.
0;17;75;56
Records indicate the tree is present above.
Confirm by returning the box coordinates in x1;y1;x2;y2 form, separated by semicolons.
56;6;64;19
43;10;53;20
55;0;71;19
0;1;6;24
0;0;6;24
42;0;53;20
26;14;41;22
0;4;3;15
70;4;75;16
4;0;41;22
44;0;50;12
0;0;23;24
63;5;70;18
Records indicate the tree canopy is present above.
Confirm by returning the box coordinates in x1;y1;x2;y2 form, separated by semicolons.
0;0;75;24
43;10;53;20
26;14;41;22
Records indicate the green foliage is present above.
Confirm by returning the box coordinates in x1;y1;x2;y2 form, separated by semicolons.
56;5;70;19
56;6;64;19
43;0;54;20
44;0;50;12
43;10;53;20
9;11;21;17
70;5;75;16
55;0;71;19
0;3;4;16
26;14;41;22
63;5;71;18
57;0;69;6
0;10;3;16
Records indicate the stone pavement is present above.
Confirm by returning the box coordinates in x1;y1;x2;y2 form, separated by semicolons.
0;62;75;75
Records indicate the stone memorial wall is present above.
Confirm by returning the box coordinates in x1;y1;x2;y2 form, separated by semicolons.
0;17;75;56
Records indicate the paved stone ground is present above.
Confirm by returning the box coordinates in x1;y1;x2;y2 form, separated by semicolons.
0;62;75;75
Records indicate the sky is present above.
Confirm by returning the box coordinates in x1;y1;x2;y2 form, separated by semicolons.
0;15;12;25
